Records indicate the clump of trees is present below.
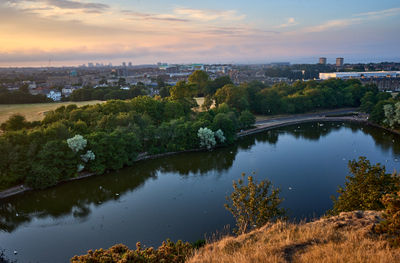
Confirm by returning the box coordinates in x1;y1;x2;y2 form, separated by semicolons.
194;72;379;116
0;78;255;190
70;85;146;101
70;240;194;263
0;85;50;104
225;173;285;234
329;157;400;215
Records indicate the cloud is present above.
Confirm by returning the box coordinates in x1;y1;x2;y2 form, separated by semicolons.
121;10;190;23
302;7;400;33
354;7;400;18
277;17;298;28
173;7;246;22
6;0;109;14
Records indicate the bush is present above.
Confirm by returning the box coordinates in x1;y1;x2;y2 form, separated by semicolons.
330;157;400;215
225;173;285;235
376;191;400;246
239;110;255;129
70;240;193;263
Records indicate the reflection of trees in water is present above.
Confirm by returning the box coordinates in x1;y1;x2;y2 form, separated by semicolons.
358;124;400;156
0;168;158;232
0;148;238;233
2;121;400;233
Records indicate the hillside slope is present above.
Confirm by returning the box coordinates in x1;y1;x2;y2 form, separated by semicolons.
188;211;400;263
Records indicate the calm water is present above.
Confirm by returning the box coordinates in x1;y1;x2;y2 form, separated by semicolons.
1;122;400;263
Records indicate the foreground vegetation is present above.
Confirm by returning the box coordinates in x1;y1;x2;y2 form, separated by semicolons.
189;211;400;263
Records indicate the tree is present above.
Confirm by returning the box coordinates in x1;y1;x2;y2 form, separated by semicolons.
384;104;396;128
214;84;249;111
19;83;29;93
225;173;285;234
205;76;233;95
330;157;400;215
67;135;87;153
0;114;28;131
239;110;256;129
169;81;198;111
188;70;209;96
376;191;400;246
159;86;170;98
197;127;216;149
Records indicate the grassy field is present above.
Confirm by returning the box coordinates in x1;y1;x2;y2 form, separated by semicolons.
0;101;104;124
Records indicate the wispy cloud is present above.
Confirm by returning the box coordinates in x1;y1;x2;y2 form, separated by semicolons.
173;7;246;22
302;7;400;33
121;10;190;23
354;7;400;18
6;0;109;14
277;17;298;28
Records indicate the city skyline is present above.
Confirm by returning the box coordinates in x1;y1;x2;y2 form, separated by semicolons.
1;0;400;67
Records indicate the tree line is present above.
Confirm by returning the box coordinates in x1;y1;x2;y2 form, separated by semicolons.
0;85;50;104
188;70;380;115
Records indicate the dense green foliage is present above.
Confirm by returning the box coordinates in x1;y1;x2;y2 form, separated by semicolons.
70;240;193;263
225;173;285;234
207;77;378;115
357;87;395;125
70;85;146;101
330;157;400;215
0;81;253;190
376;191;400;246
0;86;50;104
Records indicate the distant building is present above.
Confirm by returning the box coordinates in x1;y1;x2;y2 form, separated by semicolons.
336;57;344;68
122;62;126;67
62;86;81;97
319;57;327;65
319;71;400;91
88;63;94;68
128;62;133;67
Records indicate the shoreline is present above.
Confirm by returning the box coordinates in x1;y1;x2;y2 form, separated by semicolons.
0;114;394;200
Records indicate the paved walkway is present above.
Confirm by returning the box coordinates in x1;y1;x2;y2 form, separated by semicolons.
239;109;367;137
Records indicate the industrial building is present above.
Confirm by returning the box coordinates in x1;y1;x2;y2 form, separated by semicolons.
319;71;400;91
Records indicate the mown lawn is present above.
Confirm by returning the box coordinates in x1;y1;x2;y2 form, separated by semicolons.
0;101;104;123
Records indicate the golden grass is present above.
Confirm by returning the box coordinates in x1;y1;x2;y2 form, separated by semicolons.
0;101;104;124
188;211;400;263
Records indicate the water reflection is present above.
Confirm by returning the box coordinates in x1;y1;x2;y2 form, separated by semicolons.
1;121;400;233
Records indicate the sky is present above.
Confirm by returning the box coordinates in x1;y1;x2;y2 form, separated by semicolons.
1;0;400;67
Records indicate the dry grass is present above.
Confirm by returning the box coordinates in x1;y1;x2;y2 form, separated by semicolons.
0;101;104;124
188;211;400;263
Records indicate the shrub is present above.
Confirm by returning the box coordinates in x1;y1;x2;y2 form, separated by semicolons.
376;191;400;246
225;173;285;235
330;157;400;215
70;239;193;263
